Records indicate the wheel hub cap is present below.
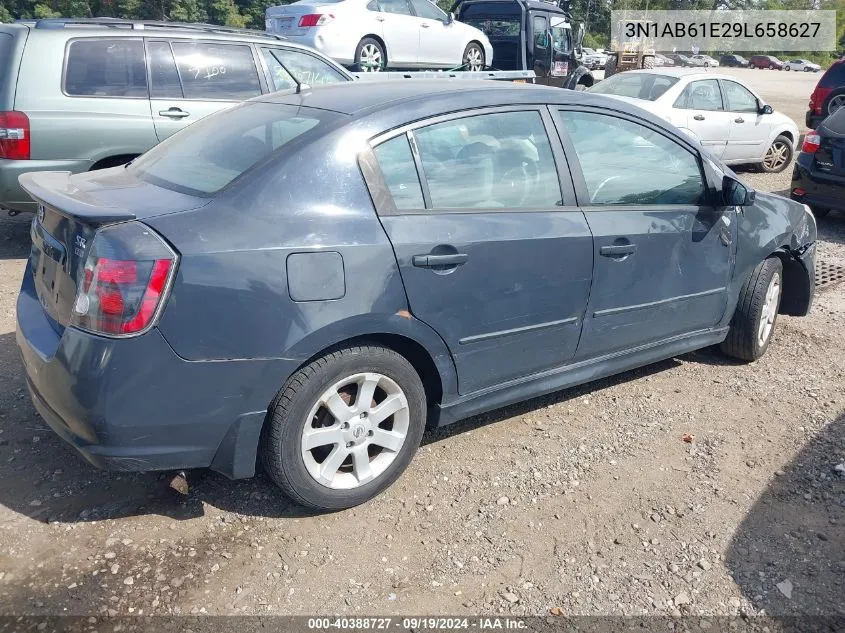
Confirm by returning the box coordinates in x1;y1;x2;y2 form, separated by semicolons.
301;372;410;490
758;273;781;346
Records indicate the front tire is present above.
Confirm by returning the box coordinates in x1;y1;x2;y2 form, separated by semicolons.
784;65;791;71
260;344;426;511
643;55;655;69
354;37;385;72
720;257;783;362
462;42;485;71
761;134;793;173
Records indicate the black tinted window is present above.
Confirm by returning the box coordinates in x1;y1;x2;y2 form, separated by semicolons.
132;103;335;195
559;111;704;206
820;62;845;87
148;41;182;99
65;39;147;97
170;41;261;100
414;111;562;209
373;135;424;210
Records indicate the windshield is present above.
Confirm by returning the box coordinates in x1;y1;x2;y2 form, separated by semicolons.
459;2;521;37
131;102;339;196
589;72;679;101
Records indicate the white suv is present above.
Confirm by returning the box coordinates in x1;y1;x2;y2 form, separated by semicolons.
265;0;493;72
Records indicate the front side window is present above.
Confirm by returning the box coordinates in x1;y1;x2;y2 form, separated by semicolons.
372;135;425;210
131;103;335;195
558;110;705;206
65;39;147;98
674;79;723;111
262;48;348;92
410;0;446;21
551;21;571;55
170;41;261;100
533;16;549;49
722;80;759;113
413;110;562;209
379;0;412;16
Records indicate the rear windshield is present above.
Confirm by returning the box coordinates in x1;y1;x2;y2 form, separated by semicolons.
460;2;521;37
130;102;339;196
820;62;845;88
819;107;845;136
589;72;679;101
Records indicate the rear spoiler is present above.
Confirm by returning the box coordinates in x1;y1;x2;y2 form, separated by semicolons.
19;171;136;224
351;70;537;81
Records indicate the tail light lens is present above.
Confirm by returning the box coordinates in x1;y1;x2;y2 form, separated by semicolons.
802;132;821;153
71;222;178;336
298;13;334;26
0;111;30;160
809;87;831;115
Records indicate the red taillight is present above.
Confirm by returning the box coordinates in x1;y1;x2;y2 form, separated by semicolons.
802;132;821;153
792;188;806;196
298;13;334;26
72;223;177;336
0;111;30;160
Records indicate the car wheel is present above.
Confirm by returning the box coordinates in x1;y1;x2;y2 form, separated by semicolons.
704;61;710;67
784;65;791;71
642;55;655;69
354;38;385;72
812;207;831;218
720;257;783;362
825;90;845;116
260;344;426;511
462;42;485;71
761;134;793;173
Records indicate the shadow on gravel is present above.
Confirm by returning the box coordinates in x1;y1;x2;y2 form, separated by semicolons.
0;319;682;526
816;213;845;246
725;413;845;616
0;216;31;260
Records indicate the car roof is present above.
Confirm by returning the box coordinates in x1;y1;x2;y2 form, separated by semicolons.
256;79;685;132
616;68;735;80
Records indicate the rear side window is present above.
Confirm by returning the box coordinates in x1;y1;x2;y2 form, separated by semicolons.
379;0;413;16
170;41;261;100
131;102;336;195
413;110;562;209
820;62;845;87
674;79;723;111
262;48;348;92
558;110;705;206
65;39;147;98
372;135;424;209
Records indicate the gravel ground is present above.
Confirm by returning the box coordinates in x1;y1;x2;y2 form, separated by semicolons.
0;82;843;621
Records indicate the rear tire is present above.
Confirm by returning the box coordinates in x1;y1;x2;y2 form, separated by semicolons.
643;55;655;69
354;37;385;72
720;257;783;362
604;53;618;77
824;89;845;117
462;42;485;71
260;344;426;511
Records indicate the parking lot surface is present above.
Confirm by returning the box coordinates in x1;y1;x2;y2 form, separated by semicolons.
0;73;843;618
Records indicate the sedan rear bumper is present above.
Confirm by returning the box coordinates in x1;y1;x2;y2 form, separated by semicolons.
791;157;845;212
16;264;300;478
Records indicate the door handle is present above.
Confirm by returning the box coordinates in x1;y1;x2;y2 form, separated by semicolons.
421;22;430;27
600;244;637;257
693;114;705;121
158;108;190;119
412;253;468;268
735;117;745;123
375;15;385;21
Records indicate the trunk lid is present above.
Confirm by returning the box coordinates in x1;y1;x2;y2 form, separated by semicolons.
266;3;340;35
20;169;208;332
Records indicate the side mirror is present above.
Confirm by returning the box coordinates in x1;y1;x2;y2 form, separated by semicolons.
447;11;454;24
759;104;773;115
723;175;755;206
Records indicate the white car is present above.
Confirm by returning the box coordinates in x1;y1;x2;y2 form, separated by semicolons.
580;47;607;69
687;54;719;67
265;0;494;72
589;69;799;172
784;58;821;72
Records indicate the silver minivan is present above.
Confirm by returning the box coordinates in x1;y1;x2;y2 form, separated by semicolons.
0;19;353;214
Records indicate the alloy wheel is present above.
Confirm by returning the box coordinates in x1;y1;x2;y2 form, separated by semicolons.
464;45;484;71
758;272;781;346
359;44;383;72
301;372;410;490
763;139;790;171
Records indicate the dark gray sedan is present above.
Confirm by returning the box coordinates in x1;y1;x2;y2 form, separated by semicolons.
16;81;816;510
